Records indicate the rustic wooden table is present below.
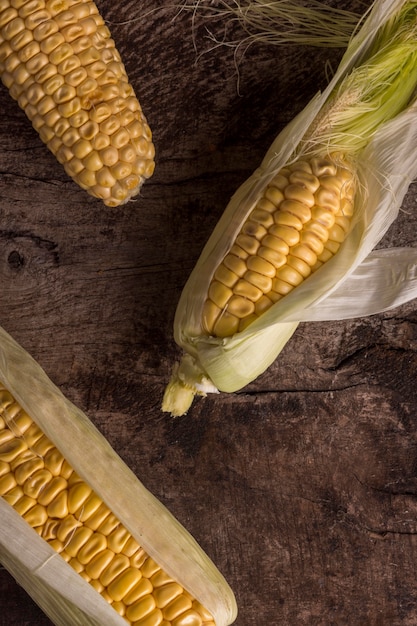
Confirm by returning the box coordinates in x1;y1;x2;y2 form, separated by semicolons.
1;1;417;624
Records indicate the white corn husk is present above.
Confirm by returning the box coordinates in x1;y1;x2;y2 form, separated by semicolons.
163;0;417;416
0;327;237;626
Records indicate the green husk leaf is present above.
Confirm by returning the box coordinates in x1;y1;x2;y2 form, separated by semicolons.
0;327;237;626
163;0;417;414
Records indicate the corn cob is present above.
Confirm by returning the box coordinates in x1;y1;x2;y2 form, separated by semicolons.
0;0;155;206
0;327;237;626
162;0;417;416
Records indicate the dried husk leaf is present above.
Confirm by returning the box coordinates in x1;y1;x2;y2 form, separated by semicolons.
0;327;237;626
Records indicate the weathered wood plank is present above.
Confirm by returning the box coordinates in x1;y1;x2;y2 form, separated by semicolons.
1;1;417;625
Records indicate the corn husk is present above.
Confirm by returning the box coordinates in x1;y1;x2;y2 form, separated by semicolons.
0;327;237;626
163;0;417;416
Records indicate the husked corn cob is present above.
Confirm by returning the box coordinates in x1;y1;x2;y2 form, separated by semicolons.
202;154;356;337
0;0;155;206
0;383;215;626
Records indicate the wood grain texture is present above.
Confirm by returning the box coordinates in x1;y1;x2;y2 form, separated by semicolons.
1;1;417;624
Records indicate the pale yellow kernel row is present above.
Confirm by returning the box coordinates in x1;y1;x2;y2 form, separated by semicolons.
202;155;356;337
0;384;214;626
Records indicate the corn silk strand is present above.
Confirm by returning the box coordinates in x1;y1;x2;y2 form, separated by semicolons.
179;0;364;53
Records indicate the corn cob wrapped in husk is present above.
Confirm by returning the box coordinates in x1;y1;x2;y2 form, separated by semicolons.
163;0;417;416
0;326;237;625
0;0;155;206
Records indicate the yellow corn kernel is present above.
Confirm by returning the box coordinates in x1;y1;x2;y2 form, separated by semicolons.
311;156;337;176
269;223;300;247
0;429;16;445
3;485;24;505
235;233;260;255
23;468;53;498
254;295;274;316
233;278;263;302
0;0;154;205
14;494;37;515
0;472;17;495
0;438;27;462
98;512;120;536
107;524;132;553
84;502;112;531
163;595;193;621
107;567;143;602
250;208;274;228
213;311;240;338
265;183;286;203
290;243;318;268
23;503;48;527
141;556;161;579
256;196;277;213
137;608;164;626
208;281;233;309
201;155;356;337
172;610;204;626
46;489;68;518
244;270;272;293
154;582;183;609
222;253;247;277
273;210;303;230
276;263;304;286
299;231;325;256
226;295;255;319
284;184;315;207
43;447;64;475
0;460;10;477
288;169;320;192
213;264;239;288
84;548;114;579
287;255;312;279
123;536;141;558
246;255;276;278
257;245;287;268
242;219;267;240
151;570;174;588
68;480;92;513
78;532;108;565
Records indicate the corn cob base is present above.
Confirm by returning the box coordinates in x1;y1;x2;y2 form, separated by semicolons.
0;383;214;626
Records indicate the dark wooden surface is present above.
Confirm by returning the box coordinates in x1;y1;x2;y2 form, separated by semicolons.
1;1;417;624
